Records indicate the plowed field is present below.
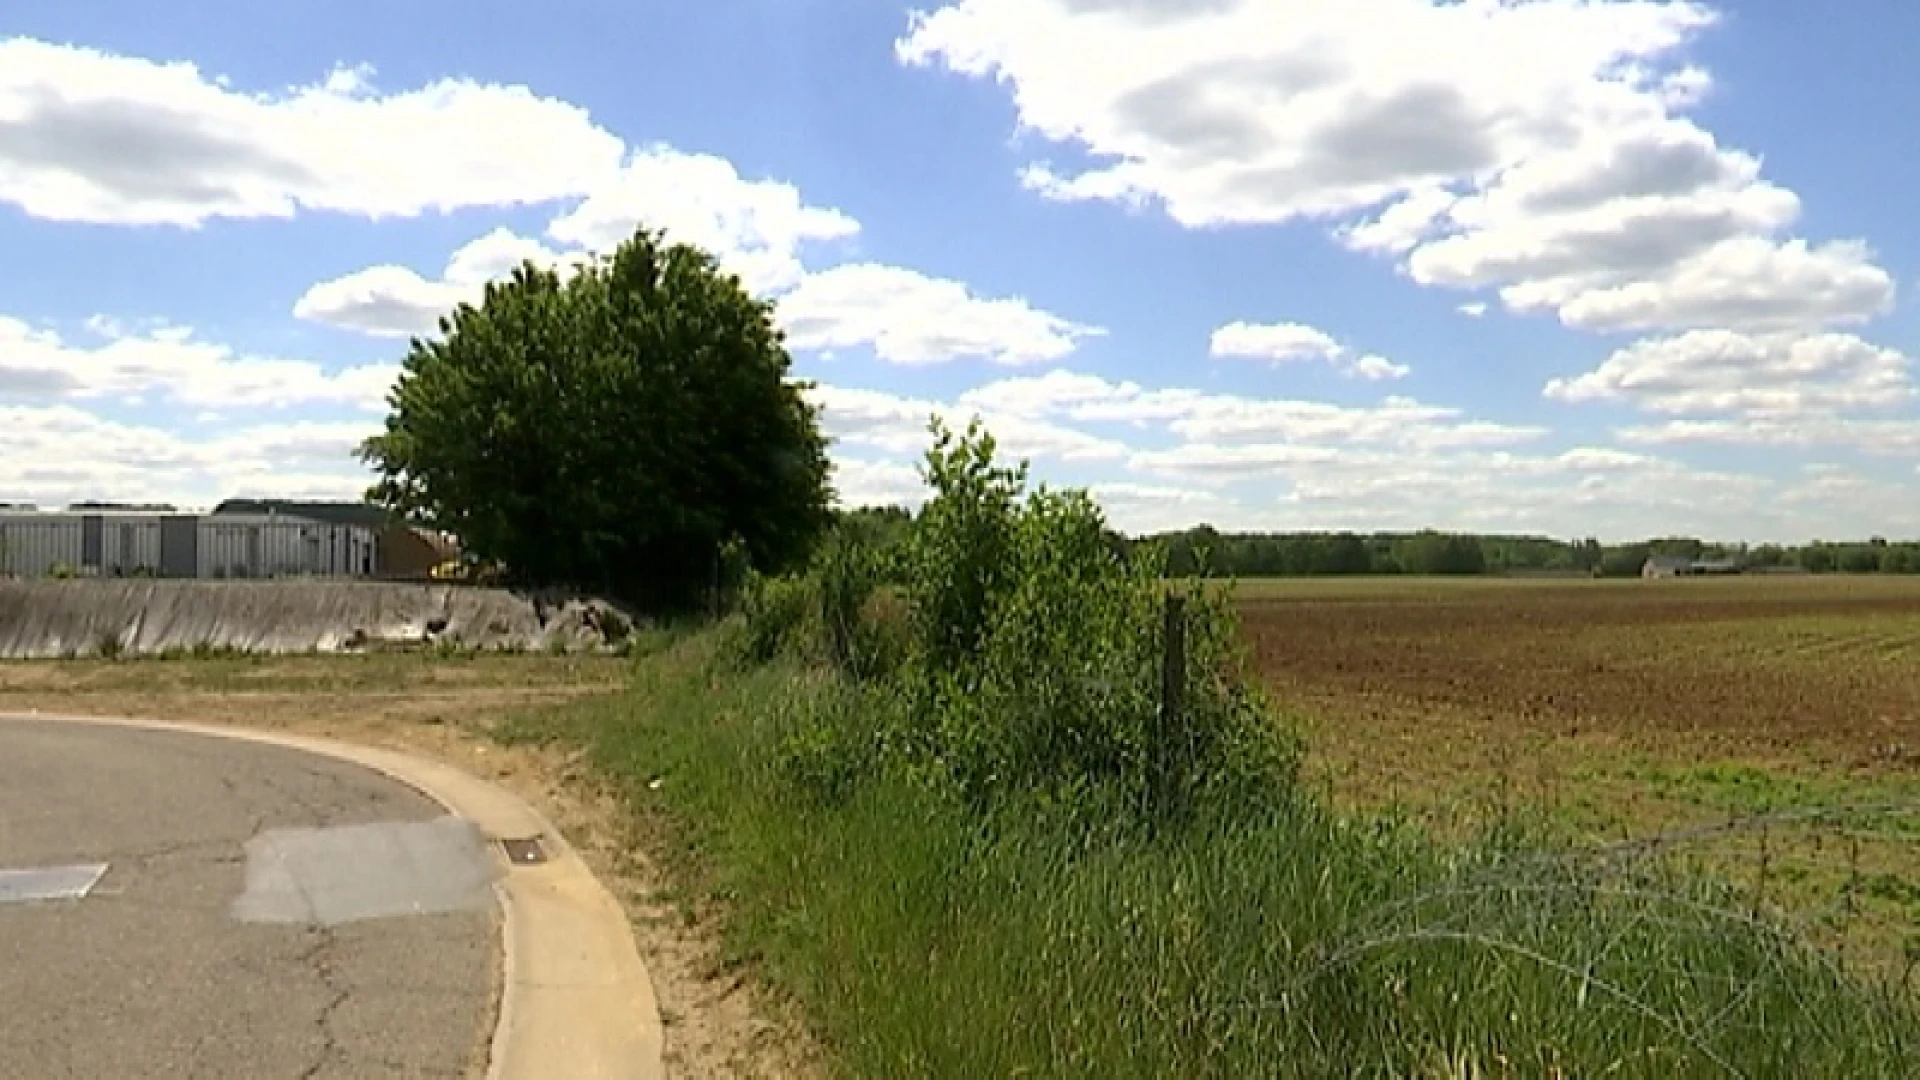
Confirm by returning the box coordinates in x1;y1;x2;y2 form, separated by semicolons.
1240;576;1920;764
1236;576;1920;963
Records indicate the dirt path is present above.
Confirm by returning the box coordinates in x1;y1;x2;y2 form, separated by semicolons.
0;656;819;1080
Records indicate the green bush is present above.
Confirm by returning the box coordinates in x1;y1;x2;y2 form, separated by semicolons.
723;417;1298;821
721;514;907;682
731;569;817;666
899;419;1297;818
814;522;899;681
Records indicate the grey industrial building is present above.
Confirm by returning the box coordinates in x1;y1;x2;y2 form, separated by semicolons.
0;501;445;580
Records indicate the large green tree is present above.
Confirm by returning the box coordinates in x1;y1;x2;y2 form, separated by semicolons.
359;228;834;610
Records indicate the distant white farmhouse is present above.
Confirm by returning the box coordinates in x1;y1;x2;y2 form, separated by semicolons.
1641;555;1743;579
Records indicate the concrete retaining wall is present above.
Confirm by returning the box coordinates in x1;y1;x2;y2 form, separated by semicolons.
0;580;635;659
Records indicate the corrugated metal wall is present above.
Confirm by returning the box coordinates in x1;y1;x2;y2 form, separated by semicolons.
0;517;85;576
0;513;380;579
195;516;378;579
100;516;163;575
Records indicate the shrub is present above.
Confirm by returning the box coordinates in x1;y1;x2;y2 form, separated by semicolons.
904;420;1024;676
731;569;817;667
900;419;1298;820
718;415;1304;820
814;523;904;681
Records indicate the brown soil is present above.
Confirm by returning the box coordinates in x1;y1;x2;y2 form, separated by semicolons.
0;655;820;1080
1235;578;1920;968
1240;577;1920;769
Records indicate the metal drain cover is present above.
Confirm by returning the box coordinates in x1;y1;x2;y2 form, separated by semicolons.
499;837;548;866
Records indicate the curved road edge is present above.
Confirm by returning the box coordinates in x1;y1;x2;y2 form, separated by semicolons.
0;710;666;1080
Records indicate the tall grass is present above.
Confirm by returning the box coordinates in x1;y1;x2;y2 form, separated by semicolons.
503;421;1920;1077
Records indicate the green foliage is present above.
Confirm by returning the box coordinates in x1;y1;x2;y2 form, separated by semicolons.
831;505;914;583
1391;530;1488;575
904;419;1025;675
732;570;816;666
813;523;899;680
722;512;904;680
1141;527;1920;579
899;419;1297;817
358;227;834;611
1597;544;1652;578
774;675;899;809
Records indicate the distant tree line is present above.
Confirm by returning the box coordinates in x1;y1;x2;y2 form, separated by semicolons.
833;509;1920;579
1139;527;1920;578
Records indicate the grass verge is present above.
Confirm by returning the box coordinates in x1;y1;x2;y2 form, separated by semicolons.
499;631;1920;1079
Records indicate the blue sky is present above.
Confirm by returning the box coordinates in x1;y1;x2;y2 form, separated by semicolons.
3;1;1918;542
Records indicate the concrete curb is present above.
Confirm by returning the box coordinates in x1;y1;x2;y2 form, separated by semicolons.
0;711;666;1080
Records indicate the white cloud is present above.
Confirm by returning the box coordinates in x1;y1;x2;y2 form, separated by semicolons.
808;382;1128;463
1210;321;1341;363
445;228;568;286
292;143;864;338
901;1;1724;220
924;365;1920;540
960;370;1524;447
901;1;1718;226
1342;185;1460;255
293;229;572;338
1349;354;1411;381
0;405;377;508
1619;417;1920;458
0;38;625;226
780;263;1102;366
292;266;465;340
898;1;1896;340
294;143;1099;367
1488;235;1894;334
545;147;860;294
1120;435;1811;539
1545;329;1913;417
831;457;928;510
0;315;396;409
957;369;1134;417
1458;302;1488;318
1209;319;1409;380
1088;481;1245;534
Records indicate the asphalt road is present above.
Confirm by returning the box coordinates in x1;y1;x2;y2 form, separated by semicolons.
0;718;500;1079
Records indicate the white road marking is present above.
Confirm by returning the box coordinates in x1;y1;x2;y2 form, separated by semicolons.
0;862;109;906
232;815;499;927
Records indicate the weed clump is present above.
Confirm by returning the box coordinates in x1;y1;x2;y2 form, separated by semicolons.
895;420;1296;818
731;418;1296;823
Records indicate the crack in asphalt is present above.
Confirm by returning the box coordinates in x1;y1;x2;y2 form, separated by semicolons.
296;926;349;1080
